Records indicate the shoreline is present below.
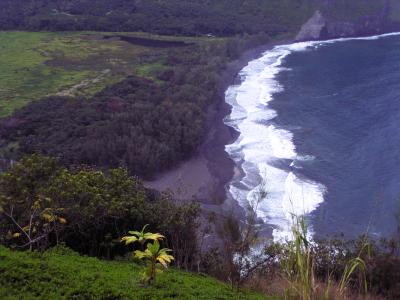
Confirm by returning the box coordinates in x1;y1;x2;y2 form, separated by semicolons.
219;30;400;241
137;30;400;243
144;38;293;222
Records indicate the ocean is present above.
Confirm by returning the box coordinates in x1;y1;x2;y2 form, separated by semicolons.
224;33;400;241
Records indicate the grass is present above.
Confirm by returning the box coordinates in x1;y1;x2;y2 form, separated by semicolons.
280;215;315;299
0;245;271;300
0;31;222;117
279;215;369;299
137;62;166;79
0;32;92;116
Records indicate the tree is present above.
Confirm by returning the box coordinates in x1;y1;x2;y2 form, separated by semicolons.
0;154;201;265
152;197;201;270
0;155;148;255
44;167;148;257
0;154;66;250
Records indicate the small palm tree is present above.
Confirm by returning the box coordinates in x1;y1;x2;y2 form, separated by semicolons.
134;239;174;284
121;225;174;285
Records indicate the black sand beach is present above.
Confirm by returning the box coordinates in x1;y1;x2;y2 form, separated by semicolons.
144;39;292;222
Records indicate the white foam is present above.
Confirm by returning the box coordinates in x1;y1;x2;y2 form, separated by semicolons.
225;31;400;241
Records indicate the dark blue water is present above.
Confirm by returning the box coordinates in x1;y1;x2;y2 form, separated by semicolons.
271;35;400;239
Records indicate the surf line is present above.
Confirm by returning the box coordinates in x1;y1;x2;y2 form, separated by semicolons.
223;31;400;241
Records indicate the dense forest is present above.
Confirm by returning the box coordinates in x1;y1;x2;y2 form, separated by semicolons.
2;0;398;37
0;0;319;36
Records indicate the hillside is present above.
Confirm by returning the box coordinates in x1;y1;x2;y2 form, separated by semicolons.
0;245;269;300
0;0;318;37
2;1;400;40
297;0;400;40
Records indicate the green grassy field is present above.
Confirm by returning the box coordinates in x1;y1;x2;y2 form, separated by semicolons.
0;31;221;117
0;246;271;300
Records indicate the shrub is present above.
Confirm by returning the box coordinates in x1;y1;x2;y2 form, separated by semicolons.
0;155;201;264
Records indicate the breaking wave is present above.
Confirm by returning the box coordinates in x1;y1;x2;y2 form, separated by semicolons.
224;32;400;241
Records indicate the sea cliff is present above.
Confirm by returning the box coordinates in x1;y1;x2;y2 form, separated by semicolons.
297;1;400;41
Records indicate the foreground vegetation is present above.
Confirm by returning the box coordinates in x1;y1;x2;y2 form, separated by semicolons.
0;245;268;300
0;155;200;267
1;155;399;299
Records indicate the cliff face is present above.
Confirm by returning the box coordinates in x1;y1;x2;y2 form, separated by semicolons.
296;0;400;41
296;10;327;41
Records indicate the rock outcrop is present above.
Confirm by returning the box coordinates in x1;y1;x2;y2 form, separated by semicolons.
296;11;327;41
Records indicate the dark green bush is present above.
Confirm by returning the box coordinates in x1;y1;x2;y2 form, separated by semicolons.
0;155;201;262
